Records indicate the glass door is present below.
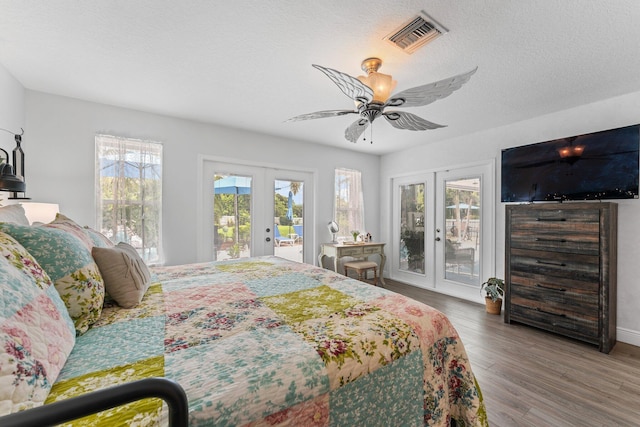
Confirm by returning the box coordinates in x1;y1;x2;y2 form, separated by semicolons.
391;173;435;286
267;170;310;264
440;177;481;285
272;179;304;263
391;163;494;300
434;164;494;299
213;173;253;261
200;160;314;264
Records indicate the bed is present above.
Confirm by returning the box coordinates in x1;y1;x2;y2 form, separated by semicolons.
0;210;487;426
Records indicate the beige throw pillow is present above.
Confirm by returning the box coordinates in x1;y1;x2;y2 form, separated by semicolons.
92;242;151;308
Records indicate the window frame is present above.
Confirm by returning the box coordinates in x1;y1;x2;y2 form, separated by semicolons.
95;134;163;264
333;168;365;242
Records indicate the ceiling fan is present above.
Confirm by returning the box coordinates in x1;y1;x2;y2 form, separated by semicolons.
287;58;477;144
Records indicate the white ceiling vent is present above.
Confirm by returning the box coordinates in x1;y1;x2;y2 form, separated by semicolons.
384;11;448;54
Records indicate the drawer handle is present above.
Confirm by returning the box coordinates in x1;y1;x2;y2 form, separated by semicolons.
536;217;566;222
535;238;567;243
535;307;567;318
535;283;566;292
536;260;566;267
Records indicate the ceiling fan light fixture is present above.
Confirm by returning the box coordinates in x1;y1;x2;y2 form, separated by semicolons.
357;58;397;103
287;60;477;144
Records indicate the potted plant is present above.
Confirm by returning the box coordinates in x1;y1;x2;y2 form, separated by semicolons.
481;277;505;315
351;230;360;242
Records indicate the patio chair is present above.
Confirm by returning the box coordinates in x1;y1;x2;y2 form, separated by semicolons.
293;225;303;243
274;225;295;246
445;239;475;275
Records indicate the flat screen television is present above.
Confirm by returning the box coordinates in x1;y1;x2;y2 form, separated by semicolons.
501;124;640;202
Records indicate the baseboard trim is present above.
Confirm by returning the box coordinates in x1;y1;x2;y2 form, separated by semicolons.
617;327;640;347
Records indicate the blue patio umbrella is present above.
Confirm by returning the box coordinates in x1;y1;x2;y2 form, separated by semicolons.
286;191;293;221
214;176;252;195
214;176;252;245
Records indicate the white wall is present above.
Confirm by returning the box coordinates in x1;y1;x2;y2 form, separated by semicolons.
380;90;640;346
0;63;24;182
24;90;380;266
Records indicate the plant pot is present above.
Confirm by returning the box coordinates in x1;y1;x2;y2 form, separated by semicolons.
485;297;502;315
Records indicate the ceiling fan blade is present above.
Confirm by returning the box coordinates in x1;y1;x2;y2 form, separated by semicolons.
385;67;478;108
286;109;357;122
383;111;445;131
312;64;374;104
344;118;369;143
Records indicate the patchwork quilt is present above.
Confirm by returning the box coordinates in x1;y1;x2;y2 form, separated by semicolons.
46;256;487;426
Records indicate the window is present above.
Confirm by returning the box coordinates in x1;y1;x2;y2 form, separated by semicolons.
95;135;163;264
334;168;365;241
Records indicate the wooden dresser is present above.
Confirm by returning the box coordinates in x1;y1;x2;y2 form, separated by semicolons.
504;202;617;353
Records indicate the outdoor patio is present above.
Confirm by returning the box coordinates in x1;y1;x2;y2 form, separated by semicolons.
216;238;303;264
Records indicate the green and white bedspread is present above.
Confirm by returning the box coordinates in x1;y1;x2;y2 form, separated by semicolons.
46;256;487;426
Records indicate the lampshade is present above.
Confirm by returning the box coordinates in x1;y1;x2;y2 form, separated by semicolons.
20;202;59;224
357;58;397;104
0;163;26;193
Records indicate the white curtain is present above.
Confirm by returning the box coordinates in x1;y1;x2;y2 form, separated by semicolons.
333;168;365;241
95;134;163;264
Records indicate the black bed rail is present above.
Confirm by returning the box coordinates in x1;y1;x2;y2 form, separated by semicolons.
0;377;189;427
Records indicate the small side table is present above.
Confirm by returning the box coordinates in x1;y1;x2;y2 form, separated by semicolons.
318;242;386;286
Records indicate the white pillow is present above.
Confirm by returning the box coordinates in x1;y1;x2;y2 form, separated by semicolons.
0;204;29;225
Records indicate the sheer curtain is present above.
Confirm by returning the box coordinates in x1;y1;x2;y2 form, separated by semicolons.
95;134;163;264
334;168;365;241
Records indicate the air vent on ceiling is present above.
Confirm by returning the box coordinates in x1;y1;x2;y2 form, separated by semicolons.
384;11;448;54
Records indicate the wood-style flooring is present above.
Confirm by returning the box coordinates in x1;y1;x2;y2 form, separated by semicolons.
381;279;640;427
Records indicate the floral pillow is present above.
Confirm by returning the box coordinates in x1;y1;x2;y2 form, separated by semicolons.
45;212;114;250
46;213;95;250
0;223;105;335
0;231;75;415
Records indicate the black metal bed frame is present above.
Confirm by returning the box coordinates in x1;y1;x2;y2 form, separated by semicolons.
0;377;188;427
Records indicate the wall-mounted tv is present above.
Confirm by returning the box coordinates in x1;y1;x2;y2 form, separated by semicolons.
501;124;640;202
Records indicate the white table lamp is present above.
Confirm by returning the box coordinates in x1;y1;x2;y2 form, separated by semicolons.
20;202;59;224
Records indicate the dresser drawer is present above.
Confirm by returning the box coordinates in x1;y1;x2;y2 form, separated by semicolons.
509;279;599;316
338;247;364;257
510;271;599;297
363;246;382;255
509;208;600;225
509;231;599;255
509;248;599;282
509;303;599;344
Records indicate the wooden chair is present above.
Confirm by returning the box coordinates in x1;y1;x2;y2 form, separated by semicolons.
344;260;378;286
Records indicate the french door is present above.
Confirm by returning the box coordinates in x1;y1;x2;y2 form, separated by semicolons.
198;160;315;264
391;163;494;301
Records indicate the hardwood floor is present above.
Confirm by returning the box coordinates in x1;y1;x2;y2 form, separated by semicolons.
382;279;640;427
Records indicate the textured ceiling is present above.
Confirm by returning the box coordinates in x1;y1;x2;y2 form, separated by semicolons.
1;1;640;154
